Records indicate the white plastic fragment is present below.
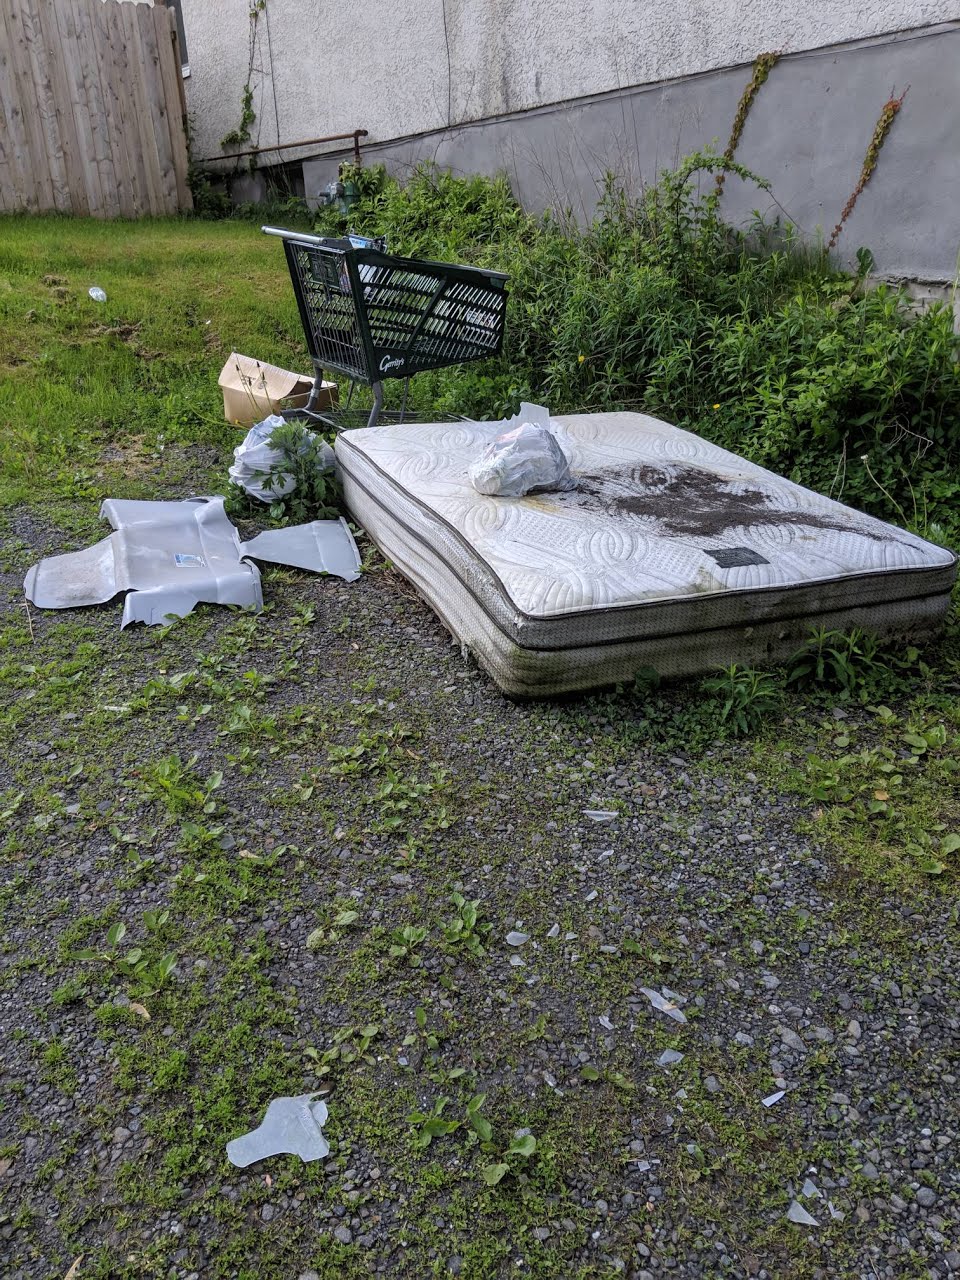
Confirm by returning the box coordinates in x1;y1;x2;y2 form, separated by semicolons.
226;1094;329;1167
583;809;617;823
638;987;687;1025
546;924;560;939
786;1200;819;1227
505;931;529;946
585;890;598;902
88;286;106;302
762;1090;786;1108
24;497;263;628
509;954;525;967
598;1015;614;1030
827;1200;845;1221
801;1178;821;1199
564;931;577;941
241;518;361;582
658;1049;684;1065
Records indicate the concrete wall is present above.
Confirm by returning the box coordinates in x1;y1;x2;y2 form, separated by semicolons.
181;1;960;281
182;0;956;163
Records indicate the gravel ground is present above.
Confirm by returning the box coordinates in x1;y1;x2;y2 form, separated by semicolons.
1;505;958;1280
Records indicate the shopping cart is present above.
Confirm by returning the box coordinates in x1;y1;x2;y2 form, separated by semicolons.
263;227;508;429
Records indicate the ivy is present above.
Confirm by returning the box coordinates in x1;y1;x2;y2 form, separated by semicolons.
828;87;909;249
220;1;268;151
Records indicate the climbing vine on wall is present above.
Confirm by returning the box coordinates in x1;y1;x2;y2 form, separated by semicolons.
828;87;909;249
220;0;267;150
714;51;781;197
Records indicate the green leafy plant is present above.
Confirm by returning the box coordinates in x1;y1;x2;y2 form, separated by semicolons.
71;923;177;995
388;924;428;967
702;664;781;736
313;158;960;539
482;1132;539;1187
304;1023;380;1078
407;1095;460;1148
226;421;340;525
786;626;890;693
306;906;360;950
441;892;491;960
141;754;223;817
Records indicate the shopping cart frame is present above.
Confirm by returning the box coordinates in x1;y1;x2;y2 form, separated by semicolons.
263;226;508;430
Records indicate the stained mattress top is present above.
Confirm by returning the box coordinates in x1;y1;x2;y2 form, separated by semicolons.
337;412;955;620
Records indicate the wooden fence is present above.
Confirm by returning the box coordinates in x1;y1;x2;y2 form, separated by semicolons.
0;0;192;216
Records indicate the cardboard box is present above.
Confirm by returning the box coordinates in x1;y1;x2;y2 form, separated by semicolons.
219;352;337;425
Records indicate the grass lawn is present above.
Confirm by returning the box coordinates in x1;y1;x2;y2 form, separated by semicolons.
0;215;958;1280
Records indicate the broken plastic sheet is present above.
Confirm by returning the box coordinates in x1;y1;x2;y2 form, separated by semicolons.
227;1094;329;1167
24;497;263;628
23;499;361;628
241;518;361;582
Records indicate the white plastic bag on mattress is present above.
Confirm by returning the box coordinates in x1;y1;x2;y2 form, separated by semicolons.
469;402;575;497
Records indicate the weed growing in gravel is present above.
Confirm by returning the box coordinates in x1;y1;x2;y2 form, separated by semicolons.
441;892;492;960
304;1023;381;1079
389;924;429;967
70;920;177;996
787;625;895;694
140;753;222;818
306;905;361;950
407;1095;461;1148
794;705;960;877
702;664;782;736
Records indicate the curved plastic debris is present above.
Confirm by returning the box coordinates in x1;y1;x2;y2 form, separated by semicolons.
226;1093;329;1167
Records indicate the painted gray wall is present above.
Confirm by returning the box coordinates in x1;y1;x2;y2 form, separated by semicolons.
183;0;957;164
299;24;960;282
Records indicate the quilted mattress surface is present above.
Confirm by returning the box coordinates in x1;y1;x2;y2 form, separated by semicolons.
336;412;956;696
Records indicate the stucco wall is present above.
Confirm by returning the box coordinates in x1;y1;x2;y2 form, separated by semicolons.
295;23;960;281
182;0;957;165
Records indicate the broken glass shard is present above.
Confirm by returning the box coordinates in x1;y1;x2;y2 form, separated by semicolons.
786;1199;819;1227
638;987;687;1024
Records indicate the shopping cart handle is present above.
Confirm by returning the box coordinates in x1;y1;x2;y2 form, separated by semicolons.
261;225;326;245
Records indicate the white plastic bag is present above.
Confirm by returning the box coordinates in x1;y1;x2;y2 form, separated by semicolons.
228;415;334;503
469;403;575;497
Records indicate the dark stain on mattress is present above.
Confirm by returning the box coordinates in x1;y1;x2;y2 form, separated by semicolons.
568;464;893;541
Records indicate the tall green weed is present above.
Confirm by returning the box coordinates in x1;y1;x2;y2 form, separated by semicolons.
316;156;960;538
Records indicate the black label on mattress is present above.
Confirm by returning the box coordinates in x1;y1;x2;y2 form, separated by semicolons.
705;547;770;568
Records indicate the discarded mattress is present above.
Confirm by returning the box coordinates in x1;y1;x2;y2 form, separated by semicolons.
335;412;957;697
24;499;361;627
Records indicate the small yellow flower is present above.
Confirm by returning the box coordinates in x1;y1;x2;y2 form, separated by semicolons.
577;354;586;365
712;403;720;409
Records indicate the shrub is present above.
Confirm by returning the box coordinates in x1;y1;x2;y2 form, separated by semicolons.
314;156;960;538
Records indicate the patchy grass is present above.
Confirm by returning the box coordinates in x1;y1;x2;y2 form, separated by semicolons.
0;215;958;1278
0;215;306;508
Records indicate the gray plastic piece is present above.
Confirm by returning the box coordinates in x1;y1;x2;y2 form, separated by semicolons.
24;497;263;628
241;518;361;581
226;1094;329;1168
